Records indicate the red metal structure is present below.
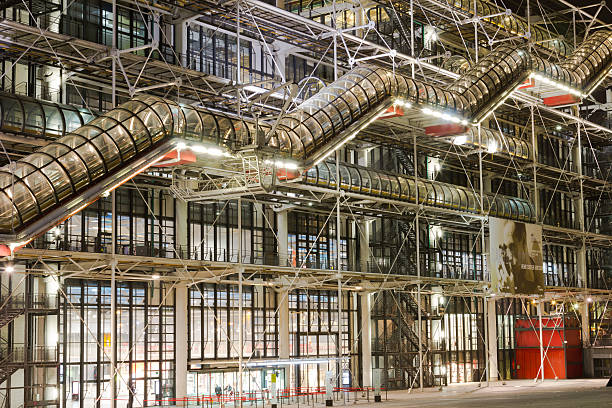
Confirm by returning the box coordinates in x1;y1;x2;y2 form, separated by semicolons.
514;317;583;379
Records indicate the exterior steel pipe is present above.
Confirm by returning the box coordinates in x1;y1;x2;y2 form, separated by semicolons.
304;161;535;222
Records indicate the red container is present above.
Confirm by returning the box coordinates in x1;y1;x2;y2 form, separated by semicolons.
514;317;583;379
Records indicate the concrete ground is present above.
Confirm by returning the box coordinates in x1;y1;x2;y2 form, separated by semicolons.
273;379;612;408
371;379;612;407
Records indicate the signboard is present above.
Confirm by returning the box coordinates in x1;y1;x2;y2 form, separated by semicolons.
489;217;544;295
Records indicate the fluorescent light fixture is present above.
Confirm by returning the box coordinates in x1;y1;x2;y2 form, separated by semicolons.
529;73;585;98
487;139;498;154
207;147;223;156
190;144;233;158
152;274;160;280
9;241;28;252
191;145;208;153
245;357;349;367
421;106;469;126
453;135;468;145
394;98;412;108
265;159;300;170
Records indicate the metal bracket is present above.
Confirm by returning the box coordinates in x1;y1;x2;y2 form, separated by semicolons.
461;9;512;25
349;50;397;66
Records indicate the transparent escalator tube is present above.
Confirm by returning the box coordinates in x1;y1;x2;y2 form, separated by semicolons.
303;161;535;222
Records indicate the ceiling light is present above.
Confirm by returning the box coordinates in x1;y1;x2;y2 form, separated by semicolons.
152;274;160;280
453;135;468;145
5;265;14;273
487;140;498;154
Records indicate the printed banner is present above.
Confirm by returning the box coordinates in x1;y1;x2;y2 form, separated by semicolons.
489;217;544;295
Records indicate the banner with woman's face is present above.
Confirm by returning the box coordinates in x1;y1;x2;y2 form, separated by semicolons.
489;217;544;295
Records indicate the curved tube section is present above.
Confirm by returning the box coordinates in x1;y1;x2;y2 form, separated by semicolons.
0;92;96;139
448;0;573;57
274;30;611;161
442;55;471;75
450;127;531;159
303;161;535;222
0;95;260;243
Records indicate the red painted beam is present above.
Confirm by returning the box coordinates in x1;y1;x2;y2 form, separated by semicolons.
155;149;197;167
424;123;468;137
543;94;581;107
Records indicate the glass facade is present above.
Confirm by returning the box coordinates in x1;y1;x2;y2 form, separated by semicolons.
0;1;611;406
62;280;175;408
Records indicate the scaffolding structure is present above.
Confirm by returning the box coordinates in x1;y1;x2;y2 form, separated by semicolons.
0;0;610;406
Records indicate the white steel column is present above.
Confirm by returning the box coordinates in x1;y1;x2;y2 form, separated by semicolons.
110;191;117;408
175;284;188;406
486;298;498;382
278;288;290;387
175;20;188;67
238;198;244;407
538;302;544;382
413;130;423;391
360;292;372;388
110;1;118;406
359;221;370;273
572;107;589;348
531;106;539;222
176;199;188;258
277;210;289;266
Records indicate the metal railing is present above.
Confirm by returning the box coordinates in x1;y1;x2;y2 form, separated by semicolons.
0;344;58;363
0;293;58;311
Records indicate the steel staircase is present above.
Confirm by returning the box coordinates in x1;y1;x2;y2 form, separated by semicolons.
0;293;25;329
0;343;22;385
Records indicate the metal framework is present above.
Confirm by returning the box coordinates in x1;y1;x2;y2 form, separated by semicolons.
0;0;610;405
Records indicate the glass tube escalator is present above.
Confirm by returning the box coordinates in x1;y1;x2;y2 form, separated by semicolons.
0;30;610;245
304;161;535;222
0;92;96;139
0;95;256;245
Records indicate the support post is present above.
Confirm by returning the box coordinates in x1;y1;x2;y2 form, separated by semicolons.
572;106;589;350
335;148;342;405
413;130;423;391
360;292;372;388
175;20;188;67
238;198;243;408
175;199;188;258
486;298;498;382
277;210;288;266
175;284;188;407
110;189;117;408
278;287;290;394
531;106;539;222
538;302;544;382
359;221;369;273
